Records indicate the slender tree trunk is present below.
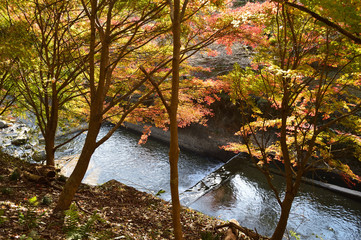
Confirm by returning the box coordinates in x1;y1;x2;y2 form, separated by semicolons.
271;85;296;240
271;192;295;240
169;0;183;239
45;96;59;166
55;0;106;212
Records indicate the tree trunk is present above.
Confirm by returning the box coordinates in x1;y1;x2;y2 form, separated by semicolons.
54;118;101;211
169;142;181;239
54;0;106;212
55;103;104;209
271;192;295;240
44;134;55;166
23;171;46;183
169;0;183;239
45;90;59;166
271;80;295;240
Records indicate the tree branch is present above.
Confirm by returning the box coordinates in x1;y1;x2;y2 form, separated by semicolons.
140;65;171;115
283;1;361;44
54;128;88;152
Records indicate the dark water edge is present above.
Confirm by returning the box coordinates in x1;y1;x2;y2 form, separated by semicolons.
123;122;361;198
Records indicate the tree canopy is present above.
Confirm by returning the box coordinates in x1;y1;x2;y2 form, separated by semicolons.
221;1;361;239
0;0;360;239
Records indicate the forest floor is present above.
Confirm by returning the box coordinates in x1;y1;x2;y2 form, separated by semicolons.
0;152;267;240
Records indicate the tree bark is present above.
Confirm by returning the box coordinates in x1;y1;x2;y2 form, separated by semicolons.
44;108;57;167
271;192;295;240
169;0;183;239
54;118;101;211
45;85;60;166
45;138;55;166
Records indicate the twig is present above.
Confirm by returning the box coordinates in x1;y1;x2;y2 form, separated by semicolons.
74;200;92;214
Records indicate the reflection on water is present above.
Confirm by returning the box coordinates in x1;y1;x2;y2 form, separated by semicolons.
57;125;223;200
57;126;361;240
189;159;361;240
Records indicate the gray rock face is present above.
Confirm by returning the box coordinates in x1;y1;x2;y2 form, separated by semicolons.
123;122;237;162
0;120;8;129
0;118;40;159
189;43;251;79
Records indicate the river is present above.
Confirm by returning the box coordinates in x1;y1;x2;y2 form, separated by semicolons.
56;125;361;240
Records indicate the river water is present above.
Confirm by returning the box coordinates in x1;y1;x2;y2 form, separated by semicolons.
57;125;361;240
57;124;223;200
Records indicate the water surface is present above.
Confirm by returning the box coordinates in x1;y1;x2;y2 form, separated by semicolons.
58;125;222;200
58;126;361;239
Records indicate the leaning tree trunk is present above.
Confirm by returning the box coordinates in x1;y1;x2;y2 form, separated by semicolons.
55;0;109;212
54;117;102;211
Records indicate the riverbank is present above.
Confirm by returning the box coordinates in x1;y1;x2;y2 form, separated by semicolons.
123;121;238;162
0;152;269;239
124;121;361;198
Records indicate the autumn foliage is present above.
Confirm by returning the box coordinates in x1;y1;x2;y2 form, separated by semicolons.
1;0;361;239
220;1;361;239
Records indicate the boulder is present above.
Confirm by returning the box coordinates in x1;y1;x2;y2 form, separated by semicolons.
32;150;47;162
11;135;28;146
0;120;8;129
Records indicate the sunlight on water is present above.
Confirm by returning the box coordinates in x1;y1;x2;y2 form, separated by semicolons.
57;125;223;199
57;126;361;240
190;166;361;240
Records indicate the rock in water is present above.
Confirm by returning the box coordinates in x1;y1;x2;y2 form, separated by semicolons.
11;135;28;146
0;120;8;129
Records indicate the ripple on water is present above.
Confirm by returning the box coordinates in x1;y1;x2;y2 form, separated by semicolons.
56;126;361;240
190;169;361;240
58;126;223;199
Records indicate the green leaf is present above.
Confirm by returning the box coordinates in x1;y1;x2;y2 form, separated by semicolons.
155;189;165;196
28;196;38;206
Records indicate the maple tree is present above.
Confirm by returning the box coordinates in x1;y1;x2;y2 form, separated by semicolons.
125;1;231;131
221;1;361;239
0;0;30;116
168;1;183;237
277;0;361;45
54;4;230;240
54;0;172;211
137;1;228;238
10;0;87;166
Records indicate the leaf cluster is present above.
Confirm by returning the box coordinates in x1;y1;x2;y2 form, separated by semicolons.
223;2;361;183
